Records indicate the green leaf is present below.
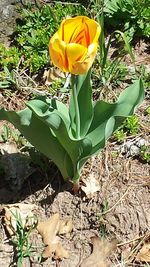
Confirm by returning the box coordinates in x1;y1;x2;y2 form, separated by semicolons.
69;70;94;138
0;108;73;180
114;30;135;63
27;98;93;180
87;79;144;154
0;79;144;183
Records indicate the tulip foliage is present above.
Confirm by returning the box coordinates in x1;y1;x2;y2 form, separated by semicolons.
0;72;144;182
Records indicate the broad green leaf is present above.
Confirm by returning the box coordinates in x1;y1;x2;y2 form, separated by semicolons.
28;97;71;128
27;99;93;179
87;79;144;154
45;98;71;127
69;70;93;138
0;108;73;179
0;79;144;183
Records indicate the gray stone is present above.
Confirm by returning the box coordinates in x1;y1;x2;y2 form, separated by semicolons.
0;0;20;44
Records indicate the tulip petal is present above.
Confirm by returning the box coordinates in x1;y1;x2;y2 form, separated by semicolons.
58;16;100;47
49;33;68;72
58;18;82;44
49;16;101;74
69;43;98;75
84;18;101;43
66;43;88;73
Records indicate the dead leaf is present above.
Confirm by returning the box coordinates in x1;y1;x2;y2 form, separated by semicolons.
43;242;69;259
37;213;60;245
59;218;73;235
0;142;18;154
136;243;150;262
80;236;117;267
37;213;73;259
43;68;65;85
3;203;36;236
81;174;100;197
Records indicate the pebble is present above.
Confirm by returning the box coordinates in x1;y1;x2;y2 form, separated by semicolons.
118;137;148;157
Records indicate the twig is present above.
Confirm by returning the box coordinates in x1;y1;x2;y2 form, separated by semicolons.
123;232;150;264
117;233;149;247
98;186;131;216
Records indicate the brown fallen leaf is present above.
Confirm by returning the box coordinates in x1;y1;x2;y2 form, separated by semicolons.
3;204;36;236
43;68;65;85
81;174;100;198
80;236;117;267
37;213;60;245
136;243;150;262
37;213;72;259
43;242;69;259
59;218;73;235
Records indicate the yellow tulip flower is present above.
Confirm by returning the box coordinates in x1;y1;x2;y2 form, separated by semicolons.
49;16;101;75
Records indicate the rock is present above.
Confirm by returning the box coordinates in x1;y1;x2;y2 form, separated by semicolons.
130;145;140;156
119;137;148;157
0;152;35;191
136;137;147;148
0;0;20;44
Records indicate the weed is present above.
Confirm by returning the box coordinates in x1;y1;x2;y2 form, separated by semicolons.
98;199;109;238
146;106;150;115
10;211;38;267
114;128;126;142
113;115;140;142
133;64;150;90
0;67;16;89
124;115;140;135
15;3;86;72
0;44;20;69
140;145;150;163
0;124;27;147
111;151;119;158
91;2;135;88
103;0;150;40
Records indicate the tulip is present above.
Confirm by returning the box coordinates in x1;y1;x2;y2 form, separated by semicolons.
49;16;101;75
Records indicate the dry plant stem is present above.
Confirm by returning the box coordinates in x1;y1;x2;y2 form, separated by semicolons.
117;232;149;247
99;186;131;216
123;234;149;264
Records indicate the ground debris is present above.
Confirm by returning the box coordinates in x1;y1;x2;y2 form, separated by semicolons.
3;203;37;236
136;242;150;262
37;213;73;260
80;236;117;267
81;173;100;198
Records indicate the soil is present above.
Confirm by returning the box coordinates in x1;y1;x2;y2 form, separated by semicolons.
0;1;150;267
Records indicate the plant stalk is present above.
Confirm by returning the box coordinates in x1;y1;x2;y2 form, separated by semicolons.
71;75;80;139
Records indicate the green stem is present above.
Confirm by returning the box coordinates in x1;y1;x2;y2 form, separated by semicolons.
71;75;80;139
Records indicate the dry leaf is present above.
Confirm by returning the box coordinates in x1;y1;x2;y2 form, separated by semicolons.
43;242;69;259
43;68;65;85
3;203;36;236
37;213;72;259
81;174;100;197
59;218;73;235
37;213;60;245
0;142;18;154
136;243;150;262
80;236;117;267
